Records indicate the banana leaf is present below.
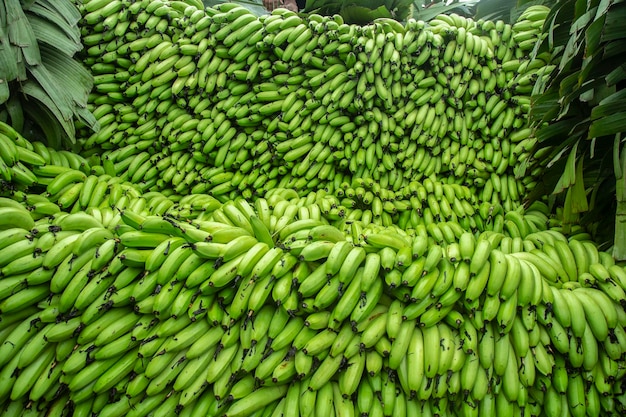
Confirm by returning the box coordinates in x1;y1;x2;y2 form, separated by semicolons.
0;0;97;145
4;0;40;66
30;0;82;28
26;2;82;46
528;0;626;255
304;0;412;22
606;63;626;86
28;14;81;56
0;82;8;105
412;2;472;21
602;3;626;42
591;89;626;120
304;0;337;13
340;5;392;24
3;94;23;133
473;0;518;22
13;45;27;81
0;28;19;85
27;63;73;123
19;79;75;143
589;112;626;139
21;97;65;149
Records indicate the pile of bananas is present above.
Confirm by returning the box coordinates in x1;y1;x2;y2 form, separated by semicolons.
1;0;626;416
1;119;626;416
0;122;566;242
76;0;551;212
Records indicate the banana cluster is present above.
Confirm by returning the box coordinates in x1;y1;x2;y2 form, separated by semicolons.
2;1;626;416
76;0;552;212
0;117;543;244
2;165;626;416
0;124;96;190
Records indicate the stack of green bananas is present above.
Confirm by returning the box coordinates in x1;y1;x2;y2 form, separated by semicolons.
0;122;555;243
2;162;626;415
3;1;626;416
0;124;97;191
76;0;552;211
326;175;507;233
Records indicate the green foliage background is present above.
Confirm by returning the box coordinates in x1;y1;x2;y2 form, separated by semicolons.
0;0;97;149
521;0;626;258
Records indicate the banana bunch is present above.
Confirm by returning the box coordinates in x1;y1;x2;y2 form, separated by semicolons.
3;183;626;415
258;178;563;244
326;175;509;235
0;136;226;225
4;0;626;415
74;0;550;209
0;121;97;193
511;6;551;54
2;131;625;414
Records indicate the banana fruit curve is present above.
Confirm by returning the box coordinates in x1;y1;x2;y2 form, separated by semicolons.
73;0;549;206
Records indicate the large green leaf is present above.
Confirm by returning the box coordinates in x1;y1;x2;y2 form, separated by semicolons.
340;5;392;24
588;111;626;138
4;0;40;66
32;0;81;27
26;1;81;45
0;81;9;104
413;2;473;21
601;2;626;42
591;88;626;119
613;133;623;180
40;44;92;107
558;70;584;104
573;0;587;17
579;48;603;83
530;91;564;124
582;13;602;58
0;27;20;84
27;63;73;123
603;39;626;59
558;26;584;71
535;118;578;145
20;79;75;142
474;0;518;22
606;63;626;86
0;0;95;144
21;96;65;149
569;4;595;34
350;0;395;10
39;44;96;133
28;14;81;56
594;0;616;20
4;94;24;133
553;140;579;193
544;0;577;56
305;0;342;12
